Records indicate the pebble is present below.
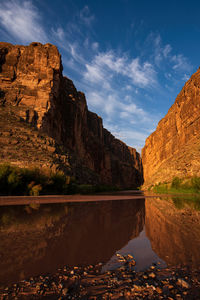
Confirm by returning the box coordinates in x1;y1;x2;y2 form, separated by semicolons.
156;287;162;294
149;272;156;278
177;278;190;289
62;288;68;295
0;256;199;299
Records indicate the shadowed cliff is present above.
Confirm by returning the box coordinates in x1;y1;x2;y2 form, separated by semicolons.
0;42;143;188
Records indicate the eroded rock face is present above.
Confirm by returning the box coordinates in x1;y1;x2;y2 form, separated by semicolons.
0;42;61;126
0;42;143;188
142;68;200;186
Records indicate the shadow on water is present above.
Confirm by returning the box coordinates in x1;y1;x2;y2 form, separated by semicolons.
1;193;200;288
0;198;145;287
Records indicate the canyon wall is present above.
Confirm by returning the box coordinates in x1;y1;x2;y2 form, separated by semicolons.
0;42;143;188
142;68;200;186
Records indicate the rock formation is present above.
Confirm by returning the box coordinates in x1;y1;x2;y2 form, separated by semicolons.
142;68;200;187
0;42;143;188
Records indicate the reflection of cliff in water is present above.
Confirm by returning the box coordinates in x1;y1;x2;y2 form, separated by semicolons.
0;198;145;287
145;196;200;268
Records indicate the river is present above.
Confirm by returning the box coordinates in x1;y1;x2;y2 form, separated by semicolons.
0;192;200;288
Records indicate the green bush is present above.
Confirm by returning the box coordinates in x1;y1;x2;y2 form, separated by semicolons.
191;176;200;191
152;183;168;193
67;182;79;194
29;184;42;196
78;184;95;194
95;184;119;193
0;164;11;194
0;163;121;196
171;177;182;189
49;172;66;193
7;170;22;193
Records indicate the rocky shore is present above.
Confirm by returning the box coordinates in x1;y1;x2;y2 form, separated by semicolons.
0;255;199;299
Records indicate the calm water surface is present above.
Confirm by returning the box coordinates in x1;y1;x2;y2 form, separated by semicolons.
0;193;200;288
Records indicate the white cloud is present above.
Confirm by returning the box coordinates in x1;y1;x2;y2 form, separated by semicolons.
147;33;192;76
85;64;104;82
84;38;89;49
124;85;132;91
182;73;190;81
83;50;156;89
95;52;125;73
92;42;99;51
52;27;65;41
69;43;84;63
86;84;154;131
163;44;172;57
0;0;47;43
171;54;191;72
79;6;95;26
103;122;150;151
0;1;193;150
128;59;156;86
115;129;148;143
86;91;106;108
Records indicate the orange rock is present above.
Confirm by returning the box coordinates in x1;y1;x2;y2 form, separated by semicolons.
142;67;200;186
0;42;143;188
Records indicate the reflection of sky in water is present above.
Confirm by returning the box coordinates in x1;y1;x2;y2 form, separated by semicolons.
102;226;166;272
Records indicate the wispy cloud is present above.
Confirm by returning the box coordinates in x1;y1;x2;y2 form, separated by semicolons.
51;27;65;41
0;1;194;150
0;0;47;43
103;123;151;152
171;54;191;72
86;86;159;131
79;6;95;26
146;33;192;76
163;44;172;58
83;50;157;89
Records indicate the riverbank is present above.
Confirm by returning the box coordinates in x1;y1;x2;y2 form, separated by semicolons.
0;256;199;299
0;193;145;206
0;163;121;197
147;176;200;196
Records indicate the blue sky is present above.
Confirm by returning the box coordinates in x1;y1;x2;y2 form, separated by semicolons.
0;0;199;152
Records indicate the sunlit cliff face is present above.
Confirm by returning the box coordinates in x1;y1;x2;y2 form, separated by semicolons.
142;68;200;187
145;196;200;267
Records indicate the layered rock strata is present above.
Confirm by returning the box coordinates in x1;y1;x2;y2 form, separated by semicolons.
0;42;143;188
142;68;200;186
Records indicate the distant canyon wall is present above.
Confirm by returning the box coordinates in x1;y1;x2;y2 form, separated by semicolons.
142;68;200;186
0;42;143;188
